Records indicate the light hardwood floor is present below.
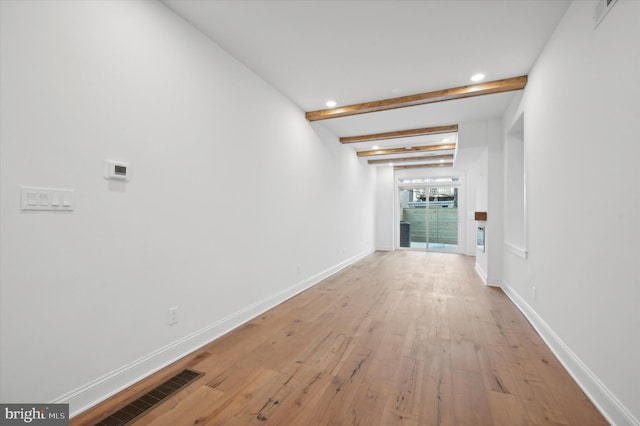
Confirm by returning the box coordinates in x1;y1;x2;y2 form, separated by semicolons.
72;251;608;425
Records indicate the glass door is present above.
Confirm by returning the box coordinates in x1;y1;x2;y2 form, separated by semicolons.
426;187;458;251
399;186;458;251
399;188;428;249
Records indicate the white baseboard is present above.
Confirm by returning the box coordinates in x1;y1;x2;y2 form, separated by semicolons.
474;262;502;287
501;281;639;426
475;262;487;284
375;245;394;251
59;249;375;418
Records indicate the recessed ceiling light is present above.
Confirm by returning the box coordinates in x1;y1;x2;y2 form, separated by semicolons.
471;73;485;82
372;145;379;149
325;100;337;108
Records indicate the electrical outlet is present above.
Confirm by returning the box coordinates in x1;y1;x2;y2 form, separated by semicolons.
297;264;302;275
168;307;178;325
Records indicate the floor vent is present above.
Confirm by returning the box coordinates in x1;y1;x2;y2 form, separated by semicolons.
94;369;203;426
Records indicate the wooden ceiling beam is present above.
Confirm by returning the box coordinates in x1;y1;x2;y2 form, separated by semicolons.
394;163;454;170
356;143;456;157
367;154;454;165
340;125;458;144
306;75;528;121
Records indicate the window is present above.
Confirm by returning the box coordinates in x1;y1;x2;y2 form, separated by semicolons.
399;177;460;185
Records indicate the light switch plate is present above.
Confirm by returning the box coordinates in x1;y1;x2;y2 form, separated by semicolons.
21;186;74;211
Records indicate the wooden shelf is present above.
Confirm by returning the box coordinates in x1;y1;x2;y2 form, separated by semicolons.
475;211;487;221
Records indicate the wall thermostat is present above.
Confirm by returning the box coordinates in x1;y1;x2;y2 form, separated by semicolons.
105;160;130;181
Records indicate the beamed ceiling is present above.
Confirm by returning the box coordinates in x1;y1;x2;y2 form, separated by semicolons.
163;0;571;170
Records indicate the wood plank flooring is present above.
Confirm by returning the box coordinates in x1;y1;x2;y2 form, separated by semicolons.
72;251;608;425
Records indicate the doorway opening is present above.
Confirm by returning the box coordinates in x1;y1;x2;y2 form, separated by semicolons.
399;185;458;252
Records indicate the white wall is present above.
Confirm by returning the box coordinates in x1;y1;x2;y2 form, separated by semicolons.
501;1;640;424
486;118;504;286
468;147;488;276
463;158;478;257
459;120;503;281
461;119;504;285
0;0;375;415
375;166;395;250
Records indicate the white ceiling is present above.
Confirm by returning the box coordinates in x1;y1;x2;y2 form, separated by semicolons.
163;0;570;168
